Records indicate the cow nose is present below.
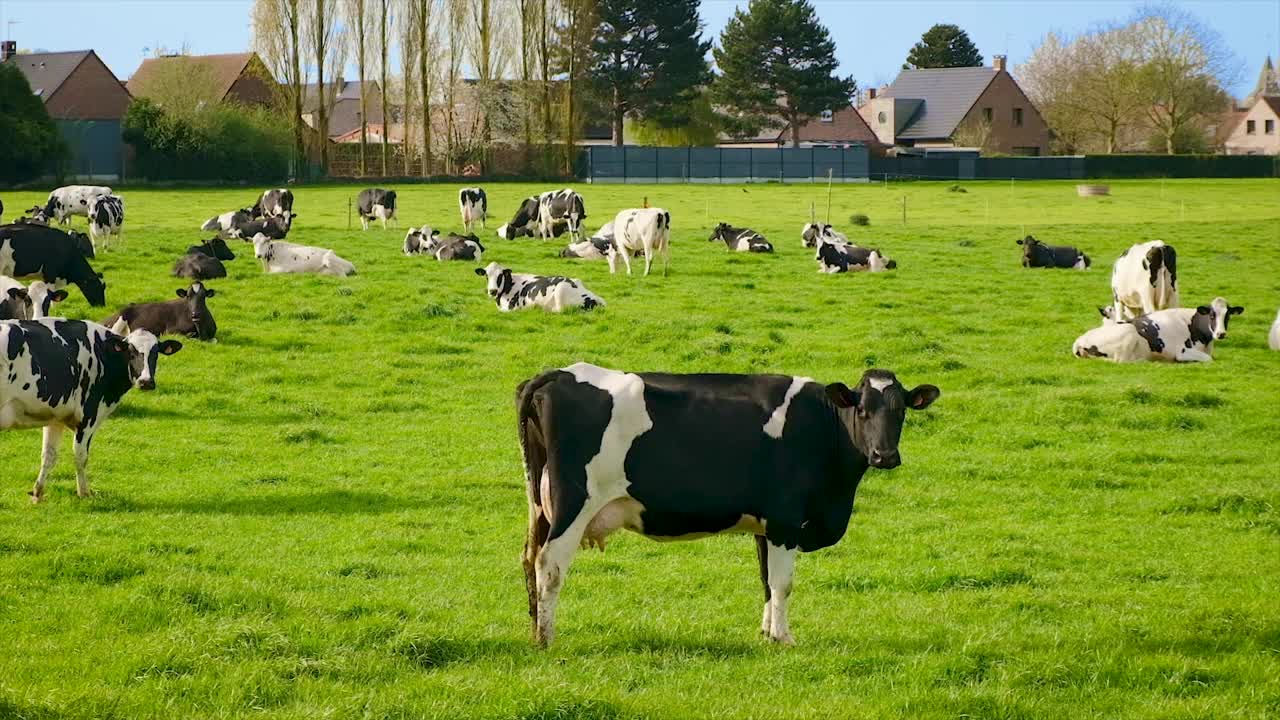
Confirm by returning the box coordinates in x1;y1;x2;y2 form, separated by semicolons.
138;379;156;391
1216;332;1226;340
869;450;900;469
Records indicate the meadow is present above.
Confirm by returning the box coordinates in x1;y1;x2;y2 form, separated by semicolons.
0;178;1278;720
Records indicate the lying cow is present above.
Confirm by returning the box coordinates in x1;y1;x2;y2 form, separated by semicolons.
87;194;124;252
233;214;292;241
801;222;848;248
1;319;182;502
252;188;294;221
474;262;603;313
1111;240;1178;321
1074;297;1243;363
498;189;585;241
430;234;485;262
815;238;896;273
41;186;113;225
608;208;671;276
710;223;773;253
403;226;442;255
200;208;254;238
357;188;397;230
1016;235;1089;269
105;282;219;342
0;224;106;306
173;238;236;280
459;187;488;233
517;363;939;646
253;234;355;277
560;221;620;260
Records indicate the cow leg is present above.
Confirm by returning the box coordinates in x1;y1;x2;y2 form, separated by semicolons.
534;498;604;648
524;497;551;636
30;424;64;503
360;216;369;231
643;245;653;277
1177;346;1214;363
662;240;671;277
764;541;797;645
755;536;771;634
73;426;96;498
621;250;633;276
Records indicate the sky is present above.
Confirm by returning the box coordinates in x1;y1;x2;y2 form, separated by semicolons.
1;0;1277;98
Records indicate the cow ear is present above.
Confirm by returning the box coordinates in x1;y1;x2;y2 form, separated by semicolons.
1015;239;1024;245
1195;306;1211;316
6;288;24;300
1228;306;1244;316
205;288;217;298
473;267;486;276
825;383;860;408
106;336;128;354
96;272;105;279
176;289;188;298
158;340;184;356
907;384;941;411
52;290;69;302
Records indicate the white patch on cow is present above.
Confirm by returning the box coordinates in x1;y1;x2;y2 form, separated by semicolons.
869;377;893;391
763;376;814;439
254;236;355;276
1111;240;1179;320
0;240;17;277
764;542;797;645
1073;256;1088;270
1072;322;1148;363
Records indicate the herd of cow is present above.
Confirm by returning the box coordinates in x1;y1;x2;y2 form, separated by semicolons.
1;183;1277;650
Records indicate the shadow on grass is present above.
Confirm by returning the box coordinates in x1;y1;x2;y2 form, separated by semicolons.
103;490;431;516
0;698;66;720
391;635;528;670
598;634;759;659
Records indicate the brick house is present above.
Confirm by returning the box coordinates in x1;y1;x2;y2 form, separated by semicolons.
718;106;878;148
2;44;132;179
858;56;1051;155
301;80;385;139
128;52;278;108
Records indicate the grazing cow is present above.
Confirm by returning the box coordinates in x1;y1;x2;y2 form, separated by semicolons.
517;363;940;647
27;281;68;319
474;262;603;313
87;194;124;252
253;234;356;277
608;208;671;276
105;282;219;342
815;238;896;273
0;224;107;306
1073;298;1243;363
232;215;292;241
0;319;182;502
173;238;235;281
1016;235;1089;270
0;276;33;320
252;188;294;221
498;189;585;241
459;187;488;232
1269;309;1280;351
357;188;398;230
801;223;848;248
1111;240;1178;321
709;223;774;253
403;226;442;255
200;208;254;237
42;186;113;225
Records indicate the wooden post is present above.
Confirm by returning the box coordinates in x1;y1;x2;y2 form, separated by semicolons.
643;196;649;208
347;197;351;231
901;195;907;225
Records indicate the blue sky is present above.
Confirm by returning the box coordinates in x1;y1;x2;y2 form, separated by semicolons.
2;0;1277;98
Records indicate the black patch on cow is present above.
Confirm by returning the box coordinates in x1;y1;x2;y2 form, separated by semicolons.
0;224;106;306
817;242;850;272
1144;243;1177;289
188;238;235;261
1018;235;1088;269
1080;345;1109;358
252;189;294;219
1133;316;1165;353
1188;307;1215;346
356;188;396;217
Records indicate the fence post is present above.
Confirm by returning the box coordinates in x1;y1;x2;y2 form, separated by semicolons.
901;195;907;225
622;147;626;185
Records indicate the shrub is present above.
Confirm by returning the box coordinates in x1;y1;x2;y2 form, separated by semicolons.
124;98;291;182
948;184;968;193
849;212;870;226
0;63;67;184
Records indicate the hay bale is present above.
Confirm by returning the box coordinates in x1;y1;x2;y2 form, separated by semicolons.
1077;184;1111;197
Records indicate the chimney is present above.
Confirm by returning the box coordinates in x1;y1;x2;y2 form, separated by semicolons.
868;88;877;100
993;55;1007;73
1;41;16;63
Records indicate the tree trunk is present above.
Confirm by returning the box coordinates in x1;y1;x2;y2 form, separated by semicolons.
288;0;304;177
612;86;624;147
417;0;431;177
315;1;329;175
1166;129;1175;155
379;0;389;176
539;0;551;170
356;0;367;177
519;0;533;172
790;110;801;148
478;0;491;174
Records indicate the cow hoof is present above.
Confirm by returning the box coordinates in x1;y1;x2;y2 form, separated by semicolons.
77;490;94;499
29;492;43;505
769;632;795;646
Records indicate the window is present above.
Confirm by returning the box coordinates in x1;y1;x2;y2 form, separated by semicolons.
982;107;992;123
1246;120;1256;134
1012;108;1024;127
877;111;887;125
819;109;834;123
1267;119;1276;135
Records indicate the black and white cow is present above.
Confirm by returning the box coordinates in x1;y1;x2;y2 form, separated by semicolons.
815;238;896;273
801;223;848;248
42;186;113;225
253;235;355;276
1016;235;1089;270
87;194;124;252
560;222;618;259
0;276;32;320
105;282;219;342
200;208;254;238
357;188;397;230
172;238;235;280
0;224;106;306
19;206;50;225
431;234;485;262
517;363;939;647
232;215;292;241
0;197;4;224
474;262;603;313
403;226;442;255
1111;240;1178;321
709;223;773;253
0;319;182;502
459;187;488;233
1270;309;1280;352
608;208;671;276
252;188;295;222
1073;297;1243;363
498;189;585;241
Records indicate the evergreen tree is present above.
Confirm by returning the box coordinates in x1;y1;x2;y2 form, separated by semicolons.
904;24;984;69
590;0;711;146
0;63;66;183
712;0;855;147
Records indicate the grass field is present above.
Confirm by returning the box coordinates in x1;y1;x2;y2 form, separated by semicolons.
1;178;1278;720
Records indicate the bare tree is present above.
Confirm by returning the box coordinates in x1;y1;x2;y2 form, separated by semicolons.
554;0;595;174
303;0;344;173
344;0;375;174
253;0;306;174
539;0;551;158
399;0;418;175
414;0;434;176
444;0;467;174
517;0;537;169
377;0;392;175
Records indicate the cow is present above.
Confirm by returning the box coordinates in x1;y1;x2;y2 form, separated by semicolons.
498;189;585;241
105;282;219;342
516;363;940;647
0;224;107;306
403;226;442;255
608;208;671;276
0;197;4;223
252;234;356;277
1016;235;1089;270
430;234;485;262
815;238;896;274
1271;309;1280;352
560;222;618;260
232;215;292;241
87;194;124;252
200;208;254;238
801;223;848;248
1073;297;1243;363
709;223;774;253
172;238;235;280
42;186;113;225
252;188;294;222
474;262;603;313
459;187;488;233
0;319;182;502
0;276;32;320
357;188;397;230
1111;240;1178;321
19;206;50;225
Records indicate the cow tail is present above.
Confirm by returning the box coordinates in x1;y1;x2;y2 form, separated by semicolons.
517;373;557;620
1161;244;1177;290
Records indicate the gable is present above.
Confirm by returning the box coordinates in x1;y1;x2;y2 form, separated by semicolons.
43;51;131;120
885;67;997;139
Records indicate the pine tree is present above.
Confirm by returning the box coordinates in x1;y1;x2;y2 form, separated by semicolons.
712;0;855;148
590;0;712;146
904;24;984;69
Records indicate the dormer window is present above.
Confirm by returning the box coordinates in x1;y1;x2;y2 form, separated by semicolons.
819;109;833;123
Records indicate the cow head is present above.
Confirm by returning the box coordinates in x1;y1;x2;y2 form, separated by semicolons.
825;370;939;469
801;223;834;248
27;282;68;319
252;234;274;262
23;206;50;225
1015;235;1041;265
107;330;183;391
1097;306;1122;325
200;237;236;261
498;198;540;239
0;284;33;321
474;262;513;300
403;226;441;255
1193;297;1244;342
709;223;731;242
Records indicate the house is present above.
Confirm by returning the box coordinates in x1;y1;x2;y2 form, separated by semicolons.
2;43;132;179
717;107;878;148
1224;96;1280;155
128;52;277;108
858;56;1050;155
301;80;385;139
1242;56;1280;109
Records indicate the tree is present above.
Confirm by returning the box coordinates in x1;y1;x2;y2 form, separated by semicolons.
0;62;66;183
712;0;856;148
1132;5;1233;154
398;0;417;175
303;0;344;174
413;0;433;176
626;90;722;146
903;24;984;69
344;0;373;175
444;0;466;173
377;0;392;175
590;0;712;146
553;0;596;173
252;0;306;175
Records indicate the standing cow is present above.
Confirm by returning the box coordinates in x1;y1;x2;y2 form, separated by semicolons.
87;194;125;252
1016;235;1090;270
0;319;182;502
608;208;670;276
459;187;488;233
517;363;939;646
41;186;113;225
357;188;398;230
1111;240;1178;321
498;189;585;241
252;188;295;222
0;224;107;306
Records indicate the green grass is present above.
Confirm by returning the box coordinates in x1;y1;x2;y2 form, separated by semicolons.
1;179;1278;719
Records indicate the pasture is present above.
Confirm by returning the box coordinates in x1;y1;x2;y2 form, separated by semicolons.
1;178;1278;720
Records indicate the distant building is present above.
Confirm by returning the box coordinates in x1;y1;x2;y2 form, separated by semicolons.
1242;55;1280;109
858;56;1050;155
128;52;277;108
2;44;132;179
301;80;385;139
1224;96;1280;156
718;107;879;149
